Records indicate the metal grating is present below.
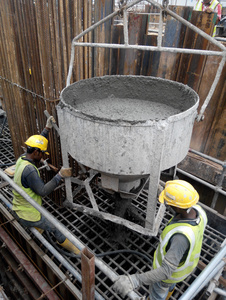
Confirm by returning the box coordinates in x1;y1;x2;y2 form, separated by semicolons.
0;114;225;299
0;116;15;167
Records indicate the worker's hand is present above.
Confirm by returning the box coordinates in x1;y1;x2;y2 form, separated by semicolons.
59;167;72;178
46;116;56;129
112;275;137;298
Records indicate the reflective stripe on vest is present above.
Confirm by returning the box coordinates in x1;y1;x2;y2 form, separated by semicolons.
153;205;207;283
195;0;220;10
12;156;42;222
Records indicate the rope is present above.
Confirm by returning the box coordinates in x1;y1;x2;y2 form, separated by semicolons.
0;75;60;103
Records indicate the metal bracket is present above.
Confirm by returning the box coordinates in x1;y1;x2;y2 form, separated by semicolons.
70;171;100;211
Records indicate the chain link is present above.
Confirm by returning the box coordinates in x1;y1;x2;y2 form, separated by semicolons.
0;75;60;103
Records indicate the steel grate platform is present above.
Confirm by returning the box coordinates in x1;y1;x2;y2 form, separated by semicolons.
0;114;225;299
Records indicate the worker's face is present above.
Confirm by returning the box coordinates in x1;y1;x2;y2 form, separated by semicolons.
203;0;211;4
33;149;43;163
165;203;176;215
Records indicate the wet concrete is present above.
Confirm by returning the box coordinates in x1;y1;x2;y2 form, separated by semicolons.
71;97;181;122
60;75;198;125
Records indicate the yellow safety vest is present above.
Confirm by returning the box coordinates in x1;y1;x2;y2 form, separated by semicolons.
194;0;220;11
12;156;42;222
153;205;207;283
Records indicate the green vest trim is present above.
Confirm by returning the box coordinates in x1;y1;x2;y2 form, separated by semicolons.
12;156;42;222
153;205;207;283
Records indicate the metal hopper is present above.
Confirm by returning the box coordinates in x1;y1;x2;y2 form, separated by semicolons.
57;75;199;235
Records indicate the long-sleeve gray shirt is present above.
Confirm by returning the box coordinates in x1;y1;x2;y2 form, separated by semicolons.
21;161;61;196
20;128;62;196
134;210;202;287
135;233;190;286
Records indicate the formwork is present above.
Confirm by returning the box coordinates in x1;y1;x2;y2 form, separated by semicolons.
0;114;226;300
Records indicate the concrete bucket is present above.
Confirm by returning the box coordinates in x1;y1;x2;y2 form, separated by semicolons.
57;75;199;234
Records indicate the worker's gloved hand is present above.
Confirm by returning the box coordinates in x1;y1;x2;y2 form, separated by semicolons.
59;167;72;178
46;116;56;129
112;274;139;298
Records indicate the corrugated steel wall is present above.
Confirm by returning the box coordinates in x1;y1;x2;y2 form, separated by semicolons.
0;0;225;166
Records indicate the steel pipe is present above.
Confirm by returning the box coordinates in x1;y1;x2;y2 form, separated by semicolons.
189;149;225;166
176;168;226;197
67;0;142;86
179;244;226;300
73;42;224;56
0;195;83;295
0;169;142;300
214;287;226;296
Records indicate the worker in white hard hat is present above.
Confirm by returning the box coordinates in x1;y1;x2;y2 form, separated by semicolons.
12;116;80;255
113;180;208;300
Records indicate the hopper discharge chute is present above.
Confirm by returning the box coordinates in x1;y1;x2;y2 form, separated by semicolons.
57;75;199;236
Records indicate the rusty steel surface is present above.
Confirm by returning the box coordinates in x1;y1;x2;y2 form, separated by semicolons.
0;226;60;300
81;248;95;300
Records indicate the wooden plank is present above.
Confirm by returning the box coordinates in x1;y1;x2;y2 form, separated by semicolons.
110;24;122;75
202;54;226;159
178;152;226;188
157;6;192;80
83;0;94;79
83;0;89;79
77;0;84;81
176;11;216;91
88;0;93;78
0;1;27;158
124;13;148;75
109;24;126;75
190;43;226;160
93;0;114;77
104;0;114;76
140;33;157;75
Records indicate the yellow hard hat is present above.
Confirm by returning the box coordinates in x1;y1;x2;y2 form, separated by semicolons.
25;135;48;153
159;180;199;209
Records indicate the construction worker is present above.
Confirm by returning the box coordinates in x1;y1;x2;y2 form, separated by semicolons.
194;0;222;36
12;116;80;255
113;180;207;300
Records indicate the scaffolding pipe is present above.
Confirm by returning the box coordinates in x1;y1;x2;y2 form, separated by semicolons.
66;0;226;121
157;9;163;48
176;168;226;197
123;8;129;45
0;194;84;299
66;0;142;86
189;149;225;166
0;169;141;300
214;287;226;297
205;243;226;298
179;244;226;300
67;0;226;86
72;42;224;56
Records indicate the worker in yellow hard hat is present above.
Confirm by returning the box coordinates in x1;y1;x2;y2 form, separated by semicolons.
12;116;80;255
113;180;207;300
